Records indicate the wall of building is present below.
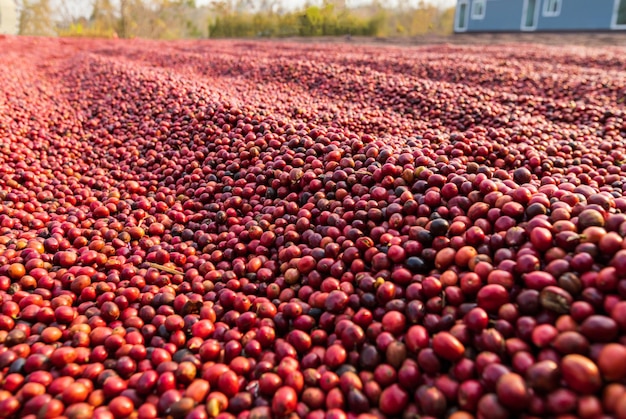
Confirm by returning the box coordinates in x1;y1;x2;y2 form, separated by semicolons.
461;0;524;32
456;0;622;32
538;0;618;31
0;0;18;35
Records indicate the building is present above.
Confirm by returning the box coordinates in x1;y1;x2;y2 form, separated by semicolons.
0;0;17;35
454;0;626;33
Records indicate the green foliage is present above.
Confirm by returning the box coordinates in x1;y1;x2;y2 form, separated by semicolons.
57;21;118;38
208;1;455;39
18;0;455;39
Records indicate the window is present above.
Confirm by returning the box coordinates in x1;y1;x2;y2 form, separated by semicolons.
521;0;538;31
455;0;469;32
471;0;486;19
543;0;561;17
613;0;626;28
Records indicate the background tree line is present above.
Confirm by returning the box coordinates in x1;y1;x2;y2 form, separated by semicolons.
16;0;456;39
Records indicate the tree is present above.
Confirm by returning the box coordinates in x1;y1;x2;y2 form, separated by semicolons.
90;0;119;36
119;0;158;39
18;0;56;36
299;6;323;36
435;6;456;35
408;2;438;35
119;0;151;38
258;0;279;14
145;0;202;39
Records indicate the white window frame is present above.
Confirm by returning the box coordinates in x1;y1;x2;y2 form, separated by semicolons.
521;0;540;31
612;0;626;29
471;0;486;20
455;0;470;32
542;0;561;17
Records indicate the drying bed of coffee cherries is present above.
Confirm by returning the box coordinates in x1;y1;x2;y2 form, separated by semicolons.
1;36;626;419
